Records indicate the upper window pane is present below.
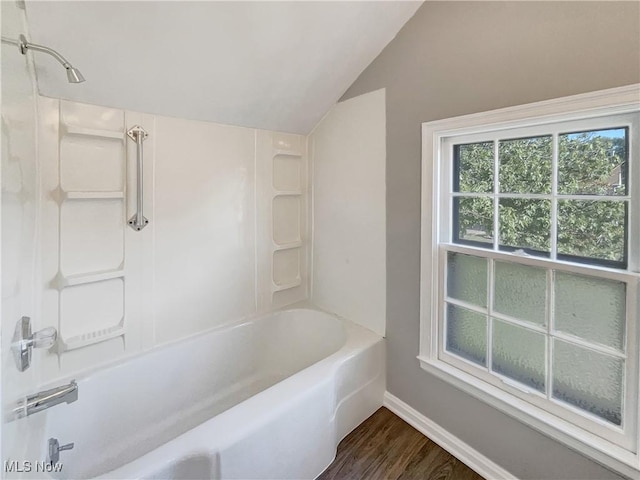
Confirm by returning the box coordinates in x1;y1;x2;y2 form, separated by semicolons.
499;136;552;194
498;198;551;255
453;197;494;247
558;128;628;196
454;142;494;193
557;200;627;266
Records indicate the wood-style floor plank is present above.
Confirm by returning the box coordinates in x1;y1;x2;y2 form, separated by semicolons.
318;407;485;480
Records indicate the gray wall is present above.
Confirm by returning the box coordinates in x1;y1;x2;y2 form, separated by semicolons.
341;2;640;479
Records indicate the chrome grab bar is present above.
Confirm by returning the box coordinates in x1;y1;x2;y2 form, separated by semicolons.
127;125;149;231
10;380;78;420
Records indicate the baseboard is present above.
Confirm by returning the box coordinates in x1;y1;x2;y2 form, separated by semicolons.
383;391;518;480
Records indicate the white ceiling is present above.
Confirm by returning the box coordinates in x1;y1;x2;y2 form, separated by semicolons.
25;1;421;134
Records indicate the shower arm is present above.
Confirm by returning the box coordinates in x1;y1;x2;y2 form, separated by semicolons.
2;35;73;69
1;34;84;83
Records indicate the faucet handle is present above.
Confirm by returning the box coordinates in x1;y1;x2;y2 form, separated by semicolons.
48;438;74;465
11;317;58;371
31;327;57;349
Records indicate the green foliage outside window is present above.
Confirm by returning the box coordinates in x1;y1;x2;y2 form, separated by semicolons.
455;130;627;263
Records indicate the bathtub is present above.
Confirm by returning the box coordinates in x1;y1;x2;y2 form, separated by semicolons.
40;307;385;479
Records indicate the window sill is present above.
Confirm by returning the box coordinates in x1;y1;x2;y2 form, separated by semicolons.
417;355;639;479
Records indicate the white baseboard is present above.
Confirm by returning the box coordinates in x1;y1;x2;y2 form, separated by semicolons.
383;391;518;480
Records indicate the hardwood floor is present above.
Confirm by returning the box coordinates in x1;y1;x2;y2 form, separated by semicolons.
318;407;485;480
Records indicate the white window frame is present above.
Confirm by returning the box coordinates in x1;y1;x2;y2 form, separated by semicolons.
419;84;640;478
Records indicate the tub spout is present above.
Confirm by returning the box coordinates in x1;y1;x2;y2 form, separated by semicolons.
10;380;78;420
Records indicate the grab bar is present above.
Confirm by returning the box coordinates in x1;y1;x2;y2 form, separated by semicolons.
127;125;149;231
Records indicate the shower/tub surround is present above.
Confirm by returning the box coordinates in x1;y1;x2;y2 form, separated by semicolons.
13;93;387;479
40;308;384;479
35;98;311;380
3;4;390;474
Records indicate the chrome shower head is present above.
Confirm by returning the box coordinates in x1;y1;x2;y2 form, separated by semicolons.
66;66;85;83
2;34;86;84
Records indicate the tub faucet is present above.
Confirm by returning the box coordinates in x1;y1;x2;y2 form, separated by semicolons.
11;380;78;420
48;438;74;464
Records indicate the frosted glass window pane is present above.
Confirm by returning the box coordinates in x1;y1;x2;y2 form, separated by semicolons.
552;340;623;425
494;262;546;325
492;320;545;392
555;272;625;351
447;253;487;307
446;304;487;366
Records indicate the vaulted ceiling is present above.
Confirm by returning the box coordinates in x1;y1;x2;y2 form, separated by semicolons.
25;1;421;134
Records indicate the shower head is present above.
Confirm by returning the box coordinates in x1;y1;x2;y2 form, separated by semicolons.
66;66;85;84
1;34;85;84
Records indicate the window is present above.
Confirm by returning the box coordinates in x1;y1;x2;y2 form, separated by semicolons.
419;85;640;477
451;126;629;267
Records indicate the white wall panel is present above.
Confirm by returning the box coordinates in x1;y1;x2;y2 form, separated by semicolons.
310;89;386;336
152;117;257;344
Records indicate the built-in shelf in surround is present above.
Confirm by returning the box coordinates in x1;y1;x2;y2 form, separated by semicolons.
57;269;125;289
265;133;306;307
272;278;302;292
273;240;302;251
63;191;125;201
62;124;124;140
273;149;302;158
273;190;302;197
58;322;125;353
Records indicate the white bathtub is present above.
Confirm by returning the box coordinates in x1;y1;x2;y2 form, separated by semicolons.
40;307;384;479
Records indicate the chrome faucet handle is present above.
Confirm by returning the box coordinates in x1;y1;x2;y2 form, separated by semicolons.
31;327;57;349
48;438;74;465
11;317;57;372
